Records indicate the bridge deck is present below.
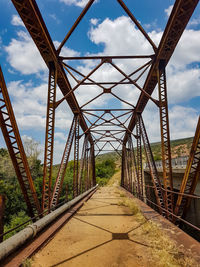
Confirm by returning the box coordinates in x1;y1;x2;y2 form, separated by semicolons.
31;180;199;267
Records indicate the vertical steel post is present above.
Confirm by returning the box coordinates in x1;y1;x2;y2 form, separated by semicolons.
73;114;79;198
0;195;5;243
157;62;173;218
129;137;139;196
91;144;96;187
121;145;125;187
127;135;133;192
139;114;164;214
88;146;92;189
78;134;89;194
42;62;57;212
123;145;129;190
174;116;200;222
136;115;143;199
50;116;77;208
85;143;89;191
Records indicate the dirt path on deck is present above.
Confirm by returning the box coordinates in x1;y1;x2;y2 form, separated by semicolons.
31;179;198;267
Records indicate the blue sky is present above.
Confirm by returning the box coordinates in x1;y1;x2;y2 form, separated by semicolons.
0;0;200;163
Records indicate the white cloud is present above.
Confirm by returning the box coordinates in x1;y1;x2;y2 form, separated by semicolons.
5;31;80;75
143;104;198;142
54;41;80;57
55;132;67;141
59;0;89;8
7;79;73;132
167;68;200;104
90;18;99;26
188;17;200;27
165;5;173;17
5;31;46;74
11;15;24;27
170;29;200;69
88;16;156;55
169;106;199;139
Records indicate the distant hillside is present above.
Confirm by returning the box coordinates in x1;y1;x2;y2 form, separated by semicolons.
150;136;193;161
96;136;194;163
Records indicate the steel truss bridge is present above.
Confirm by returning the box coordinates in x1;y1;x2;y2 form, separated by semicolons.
0;0;200;261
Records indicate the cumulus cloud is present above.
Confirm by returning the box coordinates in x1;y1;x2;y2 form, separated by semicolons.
90;18;99;26
5;31;46;75
143;104;199;143
5;31;80;75
188;17;200;27
88;16;157;55
165;5;173;17
11;15;24;27
170;29;200;69
59;0;89;8
7;79;73;131
54;41;80;58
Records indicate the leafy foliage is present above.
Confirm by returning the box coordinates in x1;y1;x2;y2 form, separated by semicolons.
0;144;117;239
96;159;116;186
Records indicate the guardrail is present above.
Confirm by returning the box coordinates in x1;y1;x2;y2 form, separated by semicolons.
144;156;189;169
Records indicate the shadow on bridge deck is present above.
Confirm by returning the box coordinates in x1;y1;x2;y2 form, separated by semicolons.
31;185;200;267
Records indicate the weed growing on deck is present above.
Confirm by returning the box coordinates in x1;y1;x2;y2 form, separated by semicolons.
22;258;32;267
141;220;198;267
116;190;198;267
118;197;140;215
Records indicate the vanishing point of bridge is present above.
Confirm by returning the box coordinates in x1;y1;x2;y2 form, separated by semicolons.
0;0;200;265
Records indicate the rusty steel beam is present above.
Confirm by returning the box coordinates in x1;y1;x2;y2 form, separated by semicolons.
157;66;173;219
136;116;143;199
11;0;93;145
117;0;157;51
0;67;41;218
56;61;104;107
127;139;132;192
78;135;88;195
60;55;153;60
129;136;139;197
174;116;200;221
57;0;95;53
42;63;57;212
139;114;164;214
124;0;199;144
50;116;77;208
91;144;96;187
73;115;80;198
121;145;125;187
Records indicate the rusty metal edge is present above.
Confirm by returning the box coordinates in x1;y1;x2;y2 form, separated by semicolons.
1;187;98;267
119;186;200;261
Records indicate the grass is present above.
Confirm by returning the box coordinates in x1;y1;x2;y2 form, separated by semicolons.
140;220;198;267
114;186;198;267
118;197;140;215
106;169;121;186
22;258;32;267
